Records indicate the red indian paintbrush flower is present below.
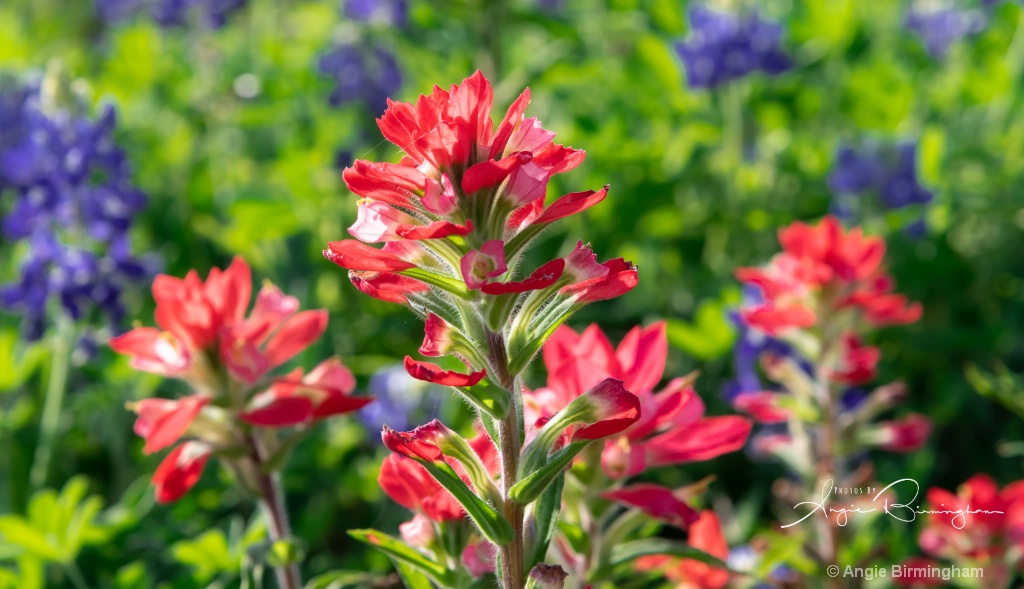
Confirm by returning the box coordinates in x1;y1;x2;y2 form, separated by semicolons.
735;216;921;335
325;72;638;393
525;323;751;479
112;256;369;503
894;475;1024;588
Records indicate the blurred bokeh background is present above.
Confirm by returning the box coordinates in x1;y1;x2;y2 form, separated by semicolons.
1;0;1023;586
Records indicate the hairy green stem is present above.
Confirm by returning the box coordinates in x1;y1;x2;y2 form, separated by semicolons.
488;330;524;589
30;319;72;490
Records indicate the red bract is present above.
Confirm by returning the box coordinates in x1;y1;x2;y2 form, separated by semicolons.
732;391;790;424
239;358;369;427
870;413;932;452
604;484;701;529
526;323;751;479
131;394;209;455
570;379;642;442
829;333;880;384
635;511;731;589
736;216;921;333
378;454;465;522
152;441;211;504
324;240;417;272
480;259;565;295
381;421;447;462
404;356;486;387
349;270;430;304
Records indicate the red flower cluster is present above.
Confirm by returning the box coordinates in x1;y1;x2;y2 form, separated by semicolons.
112;257;369;502
736;215;921;336
323;71;638;386
897;475;1024;587
525;323;751;479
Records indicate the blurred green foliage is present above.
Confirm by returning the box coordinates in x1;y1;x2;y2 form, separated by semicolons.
1;0;1023;586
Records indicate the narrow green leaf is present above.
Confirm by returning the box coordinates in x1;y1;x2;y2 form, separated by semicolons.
348;529;454;586
510;441;587;505
524;473;564;571
420;461;513;545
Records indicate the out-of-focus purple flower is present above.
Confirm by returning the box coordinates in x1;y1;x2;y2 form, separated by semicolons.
537;0;564;13
0;82;154;341
358;364;434;435
827;141;933;231
906;2;986;59
95;0;247;29
318;44;402;113
343;0;408;27
878;143;934;209
675;5;791;89
827;145;884;195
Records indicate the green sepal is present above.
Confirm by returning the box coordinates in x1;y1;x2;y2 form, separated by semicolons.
524;472;564;572
419;460;514;545
510;441;587;505
348;529;454;587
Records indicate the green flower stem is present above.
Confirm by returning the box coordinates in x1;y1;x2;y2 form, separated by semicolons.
30;319;73;491
250;433;302;589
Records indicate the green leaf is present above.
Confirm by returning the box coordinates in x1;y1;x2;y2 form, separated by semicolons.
510;441;587;505
0;517;60;562
394;560;435;589
171;529;237;581
419;461;513;545
665;298;737;360
349;529;454;587
524;472;564;571
609;538;729;569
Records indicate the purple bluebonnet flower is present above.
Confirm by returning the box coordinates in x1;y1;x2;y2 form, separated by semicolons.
343;0;408;27
827;141;933;232
906;2;986;59
318;44;402;113
675;5;791;89
0;82;153;341
95;0;247;29
358;364;436;436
